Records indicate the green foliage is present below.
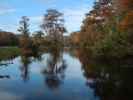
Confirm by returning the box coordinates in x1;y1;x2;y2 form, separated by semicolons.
18;16;40;56
77;0;133;60
92;32;133;59
0;47;20;61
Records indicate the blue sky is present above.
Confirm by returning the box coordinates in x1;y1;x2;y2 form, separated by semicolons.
0;0;94;34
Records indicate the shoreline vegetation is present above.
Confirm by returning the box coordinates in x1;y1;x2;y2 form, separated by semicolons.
0;0;132;63
1;46;133;66
0;47;20;61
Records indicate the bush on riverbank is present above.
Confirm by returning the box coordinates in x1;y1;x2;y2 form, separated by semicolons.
0;31;19;46
0;47;20;61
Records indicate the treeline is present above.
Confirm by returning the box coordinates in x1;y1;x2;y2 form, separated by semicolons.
17;9;66;56
71;0;133;60
1;0;132;60
0;9;66;57
0;31;19;46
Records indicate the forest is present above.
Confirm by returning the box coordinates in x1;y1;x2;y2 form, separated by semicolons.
0;0;132;61
71;0;133;60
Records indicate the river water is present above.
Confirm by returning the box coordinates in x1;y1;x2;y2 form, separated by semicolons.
0;50;132;100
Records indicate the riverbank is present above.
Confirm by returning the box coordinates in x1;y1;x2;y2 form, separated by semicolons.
0;47;20;61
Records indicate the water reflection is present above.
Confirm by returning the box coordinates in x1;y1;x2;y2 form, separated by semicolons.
75;48;133;100
20;52;43;82
0;48;132;100
0;57;15;66
42;48;67;89
20;56;31;82
0;75;10;79
0;56;14;80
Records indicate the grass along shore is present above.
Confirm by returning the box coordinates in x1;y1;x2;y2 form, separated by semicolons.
0;47;20;61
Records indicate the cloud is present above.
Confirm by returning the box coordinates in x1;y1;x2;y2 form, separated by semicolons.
0;8;16;15
29;16;43;32
0;24;18;33
30;16;43;24
0;5;16;15
28;6;90;33
62;7;89;33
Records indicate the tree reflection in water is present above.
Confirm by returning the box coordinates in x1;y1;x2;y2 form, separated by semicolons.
20;56;31;82
20;52;43;82
0;56;15;79
75;48;133;100
42;48;67;90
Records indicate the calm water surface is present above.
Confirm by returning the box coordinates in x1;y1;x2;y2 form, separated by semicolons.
0;50;133;100
0;51;99;100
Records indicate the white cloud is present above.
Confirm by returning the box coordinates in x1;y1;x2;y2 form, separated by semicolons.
0;6;16;15
0;8;16;15
30;16;43;24
62;7;89;34
29;16;43;32
28;7;90;34
0;24;18;33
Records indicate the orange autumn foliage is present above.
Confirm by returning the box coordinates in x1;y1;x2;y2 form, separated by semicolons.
70;32;80;45
120;11;133;31
119;0;133;11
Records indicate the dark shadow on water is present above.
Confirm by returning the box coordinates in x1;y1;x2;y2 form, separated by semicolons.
0;75;10;79
0;53;16;80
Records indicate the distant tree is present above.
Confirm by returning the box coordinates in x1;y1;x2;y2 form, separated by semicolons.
33;30;44;38
32;30;45;47
0;31;18;46
18;16;30;37
70;32;80;46
18;16;33;56
41;9;67;46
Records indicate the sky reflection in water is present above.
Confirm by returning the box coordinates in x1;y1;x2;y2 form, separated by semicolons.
0;52;99;100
